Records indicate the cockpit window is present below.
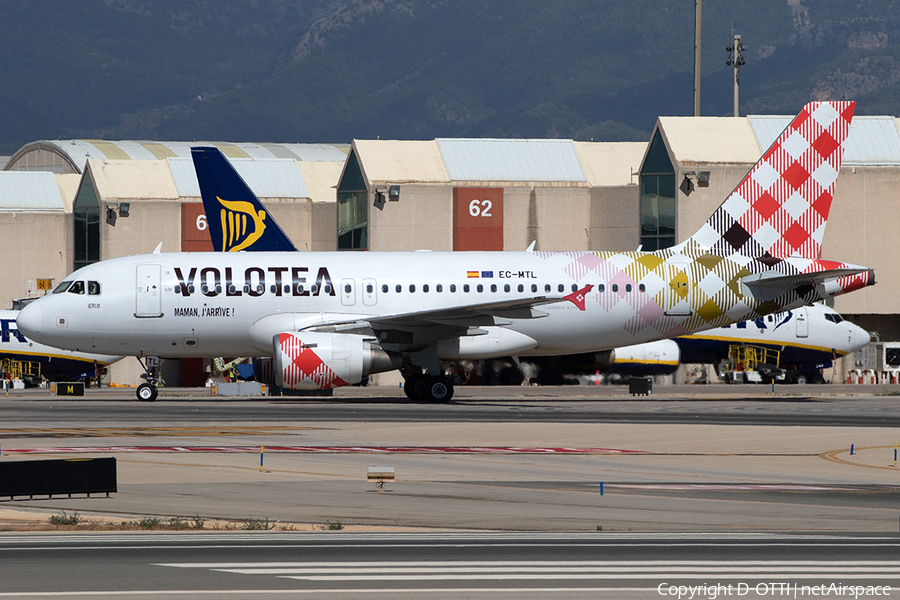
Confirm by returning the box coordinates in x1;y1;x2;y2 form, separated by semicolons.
832;314;843;324
52;281;73;294
88;281;101;295
67;281;85;295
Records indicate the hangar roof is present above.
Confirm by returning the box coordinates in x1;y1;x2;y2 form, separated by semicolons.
351;139;643;186
658;114;900;167
573;142;645;186
352;140;450;183
750;115;900;165
438;139;587;182
168;158;309;199
6;140;349;174
0;172;66;211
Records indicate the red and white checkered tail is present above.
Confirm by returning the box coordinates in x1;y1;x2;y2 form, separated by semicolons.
687;101;855;262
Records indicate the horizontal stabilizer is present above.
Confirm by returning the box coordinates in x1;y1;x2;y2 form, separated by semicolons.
742;268;873;289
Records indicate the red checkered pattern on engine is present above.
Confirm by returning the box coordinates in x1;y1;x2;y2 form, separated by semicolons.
278;333;347;389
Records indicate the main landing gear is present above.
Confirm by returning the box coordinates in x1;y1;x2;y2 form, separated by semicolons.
136;355;161;402
403;372;454;403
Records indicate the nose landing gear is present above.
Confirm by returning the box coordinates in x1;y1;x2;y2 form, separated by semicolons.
136;355;162;402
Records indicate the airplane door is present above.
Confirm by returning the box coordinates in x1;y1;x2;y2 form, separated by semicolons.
796;307;809;338
665;261;692;317
341;278;356;306
362;278;377;306
135;264;162;318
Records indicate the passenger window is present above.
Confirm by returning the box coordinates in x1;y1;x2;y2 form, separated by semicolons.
324;285;332;294
270;285;277;294
68;281;85;295
366;284;374;294
423;284;429;293
450;284;456;293
396;284;402;293
639;284;646;292
409;284;416;293
463;284;470;293
767;315;773;322
626;284;632;293
558;284;564;293
88;281;101;295
545;284;551;293
311;284;319;295
382;284;388;293
612;284;619;292
436;284;443;293
518;284;524;293
490;284;497;293
572;284;578;292
598;284;605;292
504;284;511;293
477;284;484;293
530;284;537;293
52;281;73;294
344;284;352;294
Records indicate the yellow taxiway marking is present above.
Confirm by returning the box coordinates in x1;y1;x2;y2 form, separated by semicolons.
820;446;900;471
0;426;328;439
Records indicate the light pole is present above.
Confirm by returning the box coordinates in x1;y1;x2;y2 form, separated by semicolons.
726;34;746;117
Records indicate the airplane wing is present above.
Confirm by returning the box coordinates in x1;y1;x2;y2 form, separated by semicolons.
301;286;593;348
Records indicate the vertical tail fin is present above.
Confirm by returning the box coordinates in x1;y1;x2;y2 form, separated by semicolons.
685;101;855;263
191;147;298;252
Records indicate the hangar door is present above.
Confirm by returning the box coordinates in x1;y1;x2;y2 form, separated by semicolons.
453;188;503;251
182;203;215;252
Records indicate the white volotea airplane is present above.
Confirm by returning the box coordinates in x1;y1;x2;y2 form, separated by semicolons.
17;101;875;402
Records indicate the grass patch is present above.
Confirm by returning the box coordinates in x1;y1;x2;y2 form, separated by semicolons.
242;518;273;531
49;511;81;526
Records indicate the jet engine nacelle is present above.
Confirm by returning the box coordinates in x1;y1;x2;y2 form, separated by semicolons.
273;332;399;390
604;339;680;375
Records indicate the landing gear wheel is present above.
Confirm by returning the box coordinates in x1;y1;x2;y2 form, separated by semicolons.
403;373;429;401
425;376;453;403
794;373;808;385
136;383;158;402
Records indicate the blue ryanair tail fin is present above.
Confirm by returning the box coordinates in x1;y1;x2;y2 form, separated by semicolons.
191;146;298;252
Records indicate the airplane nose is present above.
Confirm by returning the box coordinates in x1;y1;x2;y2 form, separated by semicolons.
849;323;871;352
16;303;42;342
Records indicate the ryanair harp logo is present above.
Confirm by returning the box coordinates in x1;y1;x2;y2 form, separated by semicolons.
217;196;267;252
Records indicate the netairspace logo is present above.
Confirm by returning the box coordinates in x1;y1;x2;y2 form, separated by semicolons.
657;582;892;599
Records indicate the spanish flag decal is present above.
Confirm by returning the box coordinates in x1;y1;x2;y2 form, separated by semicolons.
466;271;479;278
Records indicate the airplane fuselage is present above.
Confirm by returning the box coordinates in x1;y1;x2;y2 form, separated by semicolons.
16;248;866;361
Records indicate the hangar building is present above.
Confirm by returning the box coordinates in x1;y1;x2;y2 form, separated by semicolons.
2;113;897;386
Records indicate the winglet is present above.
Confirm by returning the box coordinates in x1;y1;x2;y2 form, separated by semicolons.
563;284;593;311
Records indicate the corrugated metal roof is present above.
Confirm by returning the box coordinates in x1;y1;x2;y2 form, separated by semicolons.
260;143;349;161
0;172;65;211
437;139;587;182
168;158;309;199
749;115;900;165
15;141;348;173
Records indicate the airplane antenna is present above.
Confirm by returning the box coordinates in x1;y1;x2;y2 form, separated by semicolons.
526;241;536;253
152;242;163;254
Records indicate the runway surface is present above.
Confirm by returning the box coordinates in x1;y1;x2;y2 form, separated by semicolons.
2;385;900;597
1;532;899;599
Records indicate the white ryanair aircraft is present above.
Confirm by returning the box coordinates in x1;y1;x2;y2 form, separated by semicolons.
17;101;875;402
